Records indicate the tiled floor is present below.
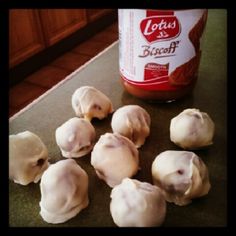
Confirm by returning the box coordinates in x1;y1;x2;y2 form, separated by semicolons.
9;21;118;118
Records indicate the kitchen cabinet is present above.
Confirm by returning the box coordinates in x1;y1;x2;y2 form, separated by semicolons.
9;9;115;69
9;9;45;68
87;9;112;22
39;9;87;46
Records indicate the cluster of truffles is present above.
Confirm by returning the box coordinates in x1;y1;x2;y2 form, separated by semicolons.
9;85;215;227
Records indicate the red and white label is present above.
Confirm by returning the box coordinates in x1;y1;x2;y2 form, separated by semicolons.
140;11;180;43
119;9;207;91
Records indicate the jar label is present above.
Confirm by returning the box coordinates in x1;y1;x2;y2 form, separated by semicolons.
119;9;207;91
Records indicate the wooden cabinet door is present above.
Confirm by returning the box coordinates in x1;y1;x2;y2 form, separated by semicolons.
9;9;45;68
87;9;113;22
39;9;87;46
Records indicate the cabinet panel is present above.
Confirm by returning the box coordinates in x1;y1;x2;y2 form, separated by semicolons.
87;9;113;22
9;9;115;69
39;9;87;46
9;9;45;68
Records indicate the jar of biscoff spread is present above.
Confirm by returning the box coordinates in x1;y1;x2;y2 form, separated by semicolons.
118;9;208;102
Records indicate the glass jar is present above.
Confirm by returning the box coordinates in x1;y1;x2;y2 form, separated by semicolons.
118;9;208;102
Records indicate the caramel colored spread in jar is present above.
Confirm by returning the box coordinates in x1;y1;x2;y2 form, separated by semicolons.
118;9;208;102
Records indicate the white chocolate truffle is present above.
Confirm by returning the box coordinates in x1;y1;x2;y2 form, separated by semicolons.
111;105;151;148
110;178;166;227
9;131;49;185
55;117;96;158
91;133;139;188
151;150;211;206
39;159;89;224
170;108;215;149
72;86;113;121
